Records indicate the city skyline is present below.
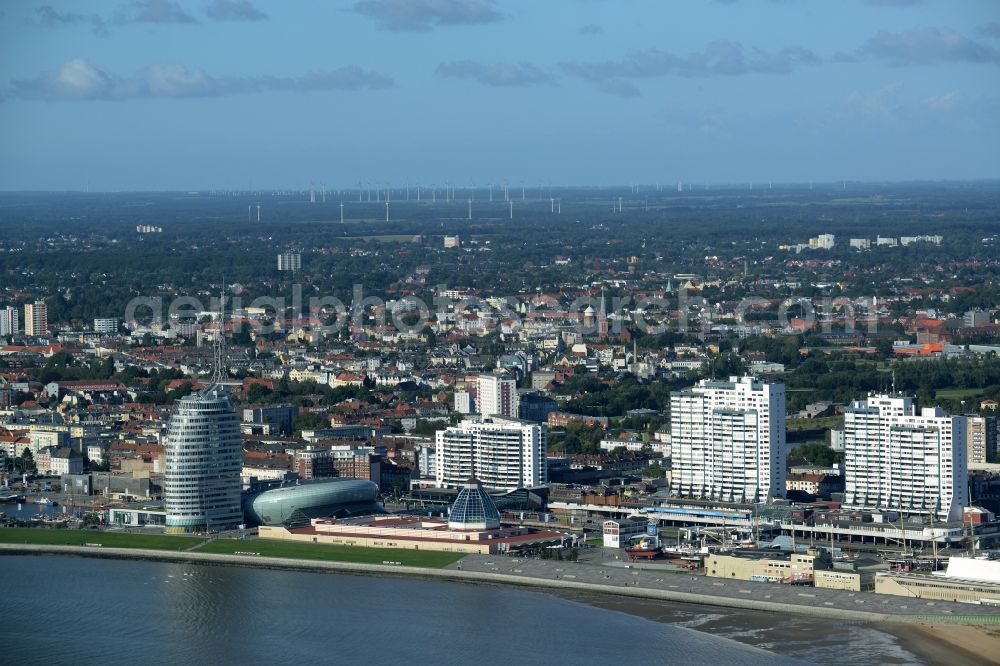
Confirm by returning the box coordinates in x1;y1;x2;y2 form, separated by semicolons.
1;1;999;190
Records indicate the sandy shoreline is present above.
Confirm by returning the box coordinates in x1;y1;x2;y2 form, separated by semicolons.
879;622;1000;666
564;589;1000;666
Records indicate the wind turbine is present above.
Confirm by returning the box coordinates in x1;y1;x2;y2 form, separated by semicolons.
256;204;261;222
509;200;513;220
340;201;344;224
385;201;390;222
468;199;472;220
247;204;252;222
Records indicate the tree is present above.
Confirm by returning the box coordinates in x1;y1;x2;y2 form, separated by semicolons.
19;447;35;474
245;382;273;404
413;420;447;437
641;461;665;478
553;421;604;454
391;476;406;499
293;412;328;435
788;443;842;467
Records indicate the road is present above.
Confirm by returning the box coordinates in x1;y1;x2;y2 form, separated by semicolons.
448;551;1000;620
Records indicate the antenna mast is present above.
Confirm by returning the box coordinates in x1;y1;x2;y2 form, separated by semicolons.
211;284;227;386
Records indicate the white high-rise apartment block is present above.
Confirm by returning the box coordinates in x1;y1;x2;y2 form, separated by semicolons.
277;252;302;271
435;416;547;490
477;373;519;418
843;394;967;521
164;386;243;533
93;318;119;334
0;306;18;337
416;444;436;479
669;376;786;502
24;301;47;336
454;390;474;414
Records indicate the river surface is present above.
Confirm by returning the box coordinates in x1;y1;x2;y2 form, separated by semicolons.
1;502;83;521
0;555;808;665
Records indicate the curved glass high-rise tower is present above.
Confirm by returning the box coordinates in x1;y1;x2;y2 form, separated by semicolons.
164;386;242;533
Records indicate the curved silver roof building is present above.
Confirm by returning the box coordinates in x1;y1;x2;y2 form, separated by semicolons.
243;478;381;527
164;386;242;533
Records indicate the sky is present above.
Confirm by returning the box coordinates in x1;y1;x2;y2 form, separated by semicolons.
1;0;998;190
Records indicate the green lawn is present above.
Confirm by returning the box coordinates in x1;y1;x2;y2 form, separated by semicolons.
935;388;985;400
196;538;464;568
786;416;843;432
0;527;203;551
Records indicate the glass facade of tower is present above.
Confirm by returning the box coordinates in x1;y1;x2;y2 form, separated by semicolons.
164;387;243;533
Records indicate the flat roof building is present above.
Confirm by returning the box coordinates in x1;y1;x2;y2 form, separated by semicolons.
844;394;967;521
967;415;997;465
875;557;1000;604
670;376;786;502
24;301;47;337
260;513;566;555
435;416;547;491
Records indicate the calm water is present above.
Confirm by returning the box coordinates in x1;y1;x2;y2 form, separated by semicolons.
0;555;804;666
0;502;82;521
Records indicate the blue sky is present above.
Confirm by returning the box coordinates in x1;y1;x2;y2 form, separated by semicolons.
1;0;998;190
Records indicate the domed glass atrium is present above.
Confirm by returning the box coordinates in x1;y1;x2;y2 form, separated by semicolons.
448;478;501;530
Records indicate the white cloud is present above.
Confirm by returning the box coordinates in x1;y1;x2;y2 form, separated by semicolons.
844;82;904;120
205;0;268;22
353;0;503;32
922;90;962;111
114;0;197;24
436;61;556;87
10;58;394;101
859;27;1000;66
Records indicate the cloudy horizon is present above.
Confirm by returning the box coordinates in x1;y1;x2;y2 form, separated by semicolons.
1;0;998;190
